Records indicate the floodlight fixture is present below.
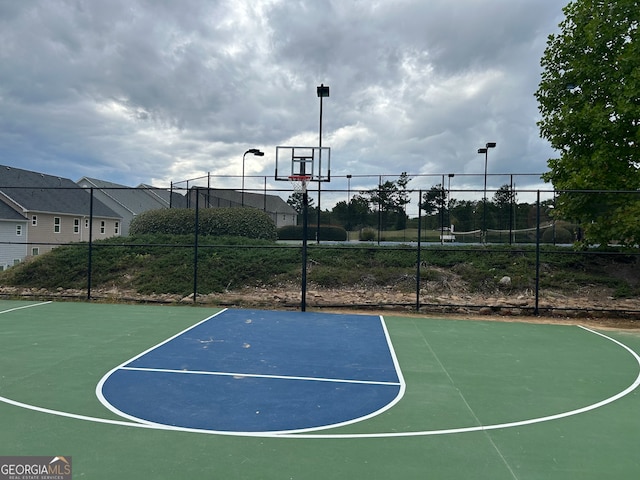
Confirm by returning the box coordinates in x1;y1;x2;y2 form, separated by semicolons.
317;84;330;97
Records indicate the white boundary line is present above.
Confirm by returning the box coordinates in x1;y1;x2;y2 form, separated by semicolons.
0;322;638;439
120;366;402;387
289;325;640;439
0;301;52;315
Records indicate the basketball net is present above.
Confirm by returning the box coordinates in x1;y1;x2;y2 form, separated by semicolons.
288;175;311;194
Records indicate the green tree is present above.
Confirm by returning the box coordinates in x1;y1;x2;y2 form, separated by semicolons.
535;0;640;247
419;184;448;230
493;184;516;230
362;172;411;229
420;184;445;216
287;191;315;214
332;195;373;229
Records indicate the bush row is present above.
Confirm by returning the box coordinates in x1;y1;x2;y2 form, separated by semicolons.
130;208;277;240
277;225;348;241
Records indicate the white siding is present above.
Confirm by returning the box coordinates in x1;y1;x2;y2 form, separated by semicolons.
0;221;28;270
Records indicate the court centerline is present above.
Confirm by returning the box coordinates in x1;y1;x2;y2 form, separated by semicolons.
119;366;402;386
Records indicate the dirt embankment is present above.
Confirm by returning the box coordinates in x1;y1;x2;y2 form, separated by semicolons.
2;275;639;329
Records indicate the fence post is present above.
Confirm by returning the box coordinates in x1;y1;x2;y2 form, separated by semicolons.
416;190;422;311
535;190;541;315
301;186;309;312
87;187;94;300
193;189;199;303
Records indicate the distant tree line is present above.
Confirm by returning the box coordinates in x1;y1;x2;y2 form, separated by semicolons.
287;173;554;234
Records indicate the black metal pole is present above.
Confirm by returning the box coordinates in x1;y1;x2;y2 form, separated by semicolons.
242;153;246;207
193;189;199;304
87;187;94;300
416;189;422;311
535;190;541;315
316;96;323;244
483;149;488;242
377;176;382;245
440;175;445;245
301;189;308;311
509;174;514;244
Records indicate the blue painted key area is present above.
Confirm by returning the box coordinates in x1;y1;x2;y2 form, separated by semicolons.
100;309;403;433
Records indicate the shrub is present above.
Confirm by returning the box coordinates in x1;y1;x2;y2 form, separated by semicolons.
276;225;347;241
542;225;574;244
359;228;376;241
130;208;277;240
277;225;301;240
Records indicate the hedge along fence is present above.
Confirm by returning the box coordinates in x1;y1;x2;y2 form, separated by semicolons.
277;225;348;241
130;207;278;240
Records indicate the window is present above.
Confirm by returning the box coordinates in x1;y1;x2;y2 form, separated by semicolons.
13;259;20;266
100;221;105;234
32;247;39;256
32;215;37;226
115;221;120;235
74;218;80;234
54;217;61;233
85;218;89;228
16;225;22;236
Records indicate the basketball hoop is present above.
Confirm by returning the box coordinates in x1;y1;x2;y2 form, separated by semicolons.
288;175;312;194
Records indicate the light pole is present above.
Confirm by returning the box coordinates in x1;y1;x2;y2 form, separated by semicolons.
448;173;455;231
440;174;445;244
346;174;352;238
316;83;329;243
477;142;496;241
242;148;264;206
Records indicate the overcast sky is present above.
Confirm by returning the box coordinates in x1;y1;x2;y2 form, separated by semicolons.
0;0;566;207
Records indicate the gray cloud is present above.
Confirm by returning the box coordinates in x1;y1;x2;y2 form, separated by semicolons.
0;0;564;203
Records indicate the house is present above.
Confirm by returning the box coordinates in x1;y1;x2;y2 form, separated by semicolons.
77;178;187;235
0;201;28;270
0;165;122;262
186;188;298;227
139;183;188;209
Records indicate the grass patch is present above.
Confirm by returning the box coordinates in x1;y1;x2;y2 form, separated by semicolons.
1;236;638;298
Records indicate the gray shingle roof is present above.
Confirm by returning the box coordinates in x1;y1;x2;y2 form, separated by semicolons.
0;200;27;220
138;183;188;209
0;165;120;218
196;188;296;214
79;177;178;215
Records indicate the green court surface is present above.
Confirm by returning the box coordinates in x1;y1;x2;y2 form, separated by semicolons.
1;300;639;479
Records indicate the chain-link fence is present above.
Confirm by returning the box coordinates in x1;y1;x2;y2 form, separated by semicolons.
0;183;638;318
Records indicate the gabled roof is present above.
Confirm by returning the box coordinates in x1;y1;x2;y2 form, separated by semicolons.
0;165;120;218
138;183;188;209
0;200;27;221
78;177;187;214
194;188;296;214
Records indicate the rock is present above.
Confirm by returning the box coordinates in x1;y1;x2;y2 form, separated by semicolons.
498;276;512;287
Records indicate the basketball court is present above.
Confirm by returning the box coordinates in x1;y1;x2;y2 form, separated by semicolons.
1;300;639;478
